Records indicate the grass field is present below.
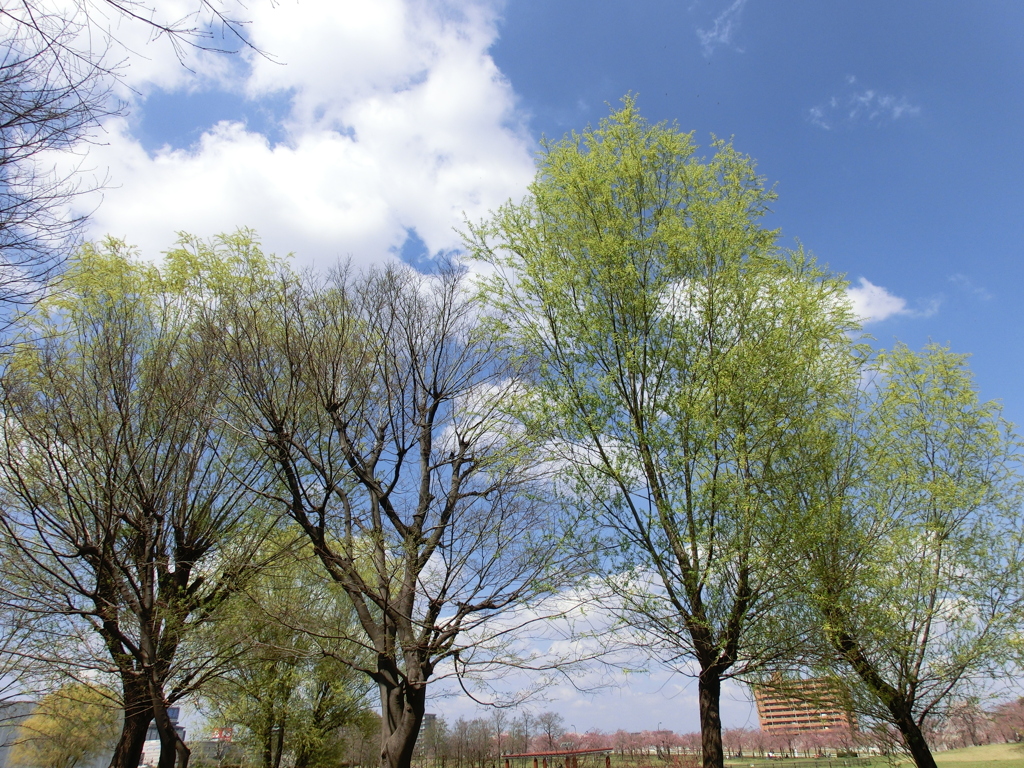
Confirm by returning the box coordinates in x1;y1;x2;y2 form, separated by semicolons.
931;743;1024;768
933;744;1024;762
721;744;1024;768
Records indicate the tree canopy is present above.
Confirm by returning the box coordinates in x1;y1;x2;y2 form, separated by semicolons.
0;235;281;768
790;342;1024;768
204;245;590;768
466;96;862;768
0;96;1022;768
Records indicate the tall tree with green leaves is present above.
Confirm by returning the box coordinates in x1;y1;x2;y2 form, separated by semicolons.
791;343;1024;768
465;97;861;768
0;234;280;768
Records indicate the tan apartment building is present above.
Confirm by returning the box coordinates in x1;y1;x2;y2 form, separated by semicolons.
754;679;856;733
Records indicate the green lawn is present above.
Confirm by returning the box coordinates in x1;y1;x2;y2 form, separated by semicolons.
933;743;1024;767
726;757;886;768
724;744;1024;768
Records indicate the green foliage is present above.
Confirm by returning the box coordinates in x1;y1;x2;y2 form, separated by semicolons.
0;230;285;768
466;96;862;768
9;683;120;768
11;230;284;356
161;229;286;300
794;343;1024;767
203;534;375;768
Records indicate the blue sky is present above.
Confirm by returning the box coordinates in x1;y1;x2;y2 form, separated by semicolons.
60;0;1024;733
489;0;1024;424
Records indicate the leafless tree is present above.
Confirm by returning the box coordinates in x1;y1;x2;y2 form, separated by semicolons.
490;709;509;761
514;712;535;754
2;2;260;62
535;712;564;751
0;9;111;326
0;242;276;768
212;261;588;768
0;1;261;332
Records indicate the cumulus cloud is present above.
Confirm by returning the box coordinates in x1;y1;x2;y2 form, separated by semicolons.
809;75;921;130
847;277;939;324
847;277;909;323
60;0;536;266
428;584;757;731
696;0;748;57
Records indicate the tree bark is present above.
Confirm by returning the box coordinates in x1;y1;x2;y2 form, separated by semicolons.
262;724;273;768
894;711;938;768
698;668;725;768
273;717;286;768
153;694;190;768
830;625;938;768
379;675;426;768
108;700;152;768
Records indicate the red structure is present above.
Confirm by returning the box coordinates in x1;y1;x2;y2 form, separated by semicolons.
503;748;613;768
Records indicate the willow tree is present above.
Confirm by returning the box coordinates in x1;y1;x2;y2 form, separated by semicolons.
465;97;860;768
8;683;120;768
791;343;1024;768
210;255;586;768
203;537;374;768
0;236;278;768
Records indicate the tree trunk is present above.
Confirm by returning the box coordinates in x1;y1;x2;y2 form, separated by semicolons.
157;725;177;768
153;696;190;768
379;676;426;768
174;736;191;768
698;668;725;768
830;625;938;768
273;718;286;768
894;712;938;768
261;717;273;768
108;704;152;768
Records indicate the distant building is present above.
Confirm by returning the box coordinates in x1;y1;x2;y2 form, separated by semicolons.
754;679;855;733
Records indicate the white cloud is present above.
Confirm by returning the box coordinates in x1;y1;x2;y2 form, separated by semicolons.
696;0;748;57
809;75;920;130
428;584;759;732
59;0;536;267
847;277;909;324
846;277;940;324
